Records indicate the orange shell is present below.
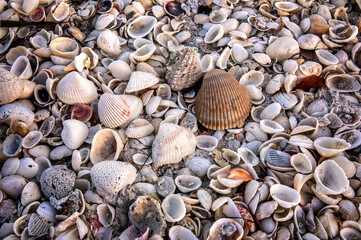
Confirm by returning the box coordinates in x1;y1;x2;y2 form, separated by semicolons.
195;69;252;130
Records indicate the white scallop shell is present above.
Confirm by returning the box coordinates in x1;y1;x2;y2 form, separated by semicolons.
56;71;98;105
120;95;143;126
90;128;123;164
61;119;89;149
98;93;130;128
126;71;159;93
161;194;186;222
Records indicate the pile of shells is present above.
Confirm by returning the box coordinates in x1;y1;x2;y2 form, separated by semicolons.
0;0;361;239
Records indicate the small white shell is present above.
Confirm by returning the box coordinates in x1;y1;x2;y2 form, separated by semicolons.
231;43;248;64
175;175;202;193
314;137;351;157
97;204;115;228
270;184;301;208
21;181;41;206
61;119;89;149
36;201;57;223
209;179;232;194
107;60;132;80
161;194;186;222
204;24;224;43
98;93;130;128
239;70;264;87
16;157;39;179
197;189;212;211
238;147;259;166
97;30;122;56
126;71;159;93
169;225;198;240
22;131;42;149
260;119;284;134
196;135;218;151
126;118;154;138
1;157;20;177
127;16;157;39
315;49;339;65
90;128;123;164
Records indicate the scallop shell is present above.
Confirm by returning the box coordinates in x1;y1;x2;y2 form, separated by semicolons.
56;71;98;105
125;118;154;138
152;123;197;169
61;119;89;150
314;137;351;157
270;184;301;208
98;93;130;128
165;47;202;91
175;175;202;193
36;201;57;223
90;128;123;164
127;16;157;38
91;161;137;196
325;74;361;92
195;69;252;130
126;71;159;93
161;194;186;222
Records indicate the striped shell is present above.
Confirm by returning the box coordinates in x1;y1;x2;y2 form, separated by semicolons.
56;71;98;104
125;118;154;138
98;93;130;128
152;123;197;169
195;69;252;130
91;161;137;196
165;47;202;91
126;71;159;93
28;213;50;236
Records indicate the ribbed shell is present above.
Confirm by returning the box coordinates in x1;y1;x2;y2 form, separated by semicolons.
152;123;197;169
56;71;98;104
91;161;137;195
195;69;252;130
28;213;50;236
165;47;202;91
0;67;25;105
98;93;130;128
125;118;154;138
126;71;159;93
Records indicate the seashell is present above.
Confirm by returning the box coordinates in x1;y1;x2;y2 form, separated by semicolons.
228;167;253;181
314;137;351;157
266;36;300;62
297;34;321;50
126;71;159;93
121;95;143;126
270;184;301;208
0;175;27;199
274;1;299;12
307;15;330;35
314;160;349;195
131;43;156;62
290;153;314;174
48;2;69;22
10;56;33;80
260;119;284;134
217;173;242;188
175;175;202;193
56;71;98;105
325;74;361;92
272;92;298;110
210;9;228;24
49;37;79;59
22;0;39;14
237;147;259;166
97;30;122;57
197;189;212;211
36;201;57;223
22;131;42;149
195;69;252;130
127;16;157;39
71;103;92;122
126;118;154;138
27;213;49;236
1;157;20;176
161;194;186;222
204;24;224;43
315;49;339;65
164;1;185;18
98;93;130;128
40;165;75;199
259;103;281;120
0;67;36;105
265;149;292;171
208;218;244;240
231;43;248;64
239;70;264;87
90;128;123;164
165;47;202;91
216;47;231;70
91;161;137;196
97;204;115;228
169;225;198;240
107;60;132;81
61;119;88;150
222;148;240;164
146;96;161;115
266;74;284;94
209;179;232;194
196;135;218;151
21;181;41;206
152;123;196;169
288;135;314;149
16;157;38;179
185;157;211;178
2;134;23;157
329;24;358;43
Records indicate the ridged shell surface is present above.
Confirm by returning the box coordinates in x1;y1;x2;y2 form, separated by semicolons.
195;69;252;130
126;71;159;93
0;67;25;105
28;213;49;236
165;47;202;91
91;161;137;196
125;118;154;138
152;123;197;169
98;93;130;128
56;71;98;105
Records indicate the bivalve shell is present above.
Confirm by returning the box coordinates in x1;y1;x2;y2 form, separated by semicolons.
126;71;159;93
266;36;300;62
0;175;27;199
270;184;301;208
126;118;154;138
208;218;244;240
16;158;39;179
314;137;351;157
315;49;339;65
127;16;157;38
161;194;186;222
325;74;361;92
21;182;41;207
49;37;79;59
175;175;202;193
204;24;224;43
90;128;123;164
169;225;198;240
61;119;89;149
98;93;130;128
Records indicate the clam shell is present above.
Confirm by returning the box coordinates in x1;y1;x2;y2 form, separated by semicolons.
98;93;130;128
127;16;157;38
314;137;351;157
161;194;186;222
231;43;248;64
1;157;20;176
165;47;202;91
325;74;361;92
195;69;252;130
21;181;41;206
126;71;159;93
175;175;202;193
22;131;42;149
209;179;232;194
238;147;259;166
56;71;98;105
0;102;35;126
239;70;264;87
272;92;298;110
196;135;218;151
290;153;314;174
270;184;301;208
169;226;198;240
2;134;23;157
49;37;79;59
314;160;349;195
131;43;156;62
266;36;300;62
61;119;89;149
10;56;33;80
91;161;137;196
97;204;115;228
197;189;212;211
90;128;123;164
152;123;197;169
16;157;39;179
260;119;285;134
185;157;211;177
125;118;154;138
49;2;69;22
0;175;27;199
204;24;224;43
208;218;244;240
108;60;132;80
315;49;339;65
97;29;122;57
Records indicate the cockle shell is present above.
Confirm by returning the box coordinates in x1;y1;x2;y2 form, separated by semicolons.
165;47;202;91
152;123;197;169
125;118;154;138
195;69;252;130
0;67;36;105
126;71;159;93
98;93;130;128
90;128;123;164
161;194;186;222
61;119;89;149
91;161;137;196
56;71;98;105
127;16;157;38
175;175;202;193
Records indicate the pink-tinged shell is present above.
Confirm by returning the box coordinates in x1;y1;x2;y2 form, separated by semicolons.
98;93;130;128
71;103;93;122
56;71;98;105
30;7;45;22
152;123;197;169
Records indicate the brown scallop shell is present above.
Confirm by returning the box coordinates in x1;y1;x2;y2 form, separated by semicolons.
195;69;252;130
165;47;202;91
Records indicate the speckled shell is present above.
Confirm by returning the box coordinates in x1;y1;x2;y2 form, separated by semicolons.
56;71;98;105
98;93;130;128
0;67;35;105
91;161;137;196
165;47;202;91
195;69;252;130
152;123;197;169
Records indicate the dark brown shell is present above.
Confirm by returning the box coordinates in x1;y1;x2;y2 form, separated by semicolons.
195;69;252;130
165;47;202;91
